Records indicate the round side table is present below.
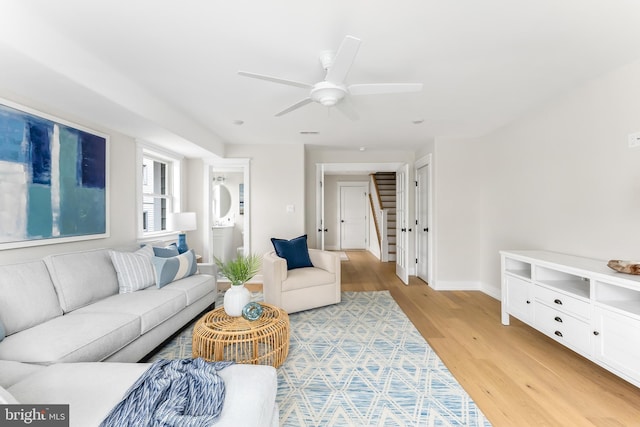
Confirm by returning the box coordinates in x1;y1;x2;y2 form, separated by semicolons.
192;303;290;368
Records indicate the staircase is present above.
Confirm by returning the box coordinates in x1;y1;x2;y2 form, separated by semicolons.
371;172;396;261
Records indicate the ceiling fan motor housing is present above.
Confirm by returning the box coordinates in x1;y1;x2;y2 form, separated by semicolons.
310;81;347;106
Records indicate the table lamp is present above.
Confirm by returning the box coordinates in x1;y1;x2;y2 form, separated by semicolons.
168;212;197;253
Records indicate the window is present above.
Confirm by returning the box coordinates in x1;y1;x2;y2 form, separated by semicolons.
138;145;182;237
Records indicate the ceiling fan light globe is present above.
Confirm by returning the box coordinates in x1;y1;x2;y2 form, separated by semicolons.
310;82;346;107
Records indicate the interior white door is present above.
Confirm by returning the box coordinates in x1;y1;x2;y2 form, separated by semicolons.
339;184;367;249
396;164;409;284
416;163;429;283
316;164;325;250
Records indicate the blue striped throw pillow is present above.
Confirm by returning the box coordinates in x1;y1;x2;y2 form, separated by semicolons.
152;250;198;288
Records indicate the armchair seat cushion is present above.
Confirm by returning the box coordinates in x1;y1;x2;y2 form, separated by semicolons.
281;268;336;292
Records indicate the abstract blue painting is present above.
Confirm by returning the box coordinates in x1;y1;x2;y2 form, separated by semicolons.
0;101;108;248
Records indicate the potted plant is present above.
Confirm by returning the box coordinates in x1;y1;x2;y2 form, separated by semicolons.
215;254;261;317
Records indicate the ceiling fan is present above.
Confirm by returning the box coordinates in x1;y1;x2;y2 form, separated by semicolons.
238;35;423;119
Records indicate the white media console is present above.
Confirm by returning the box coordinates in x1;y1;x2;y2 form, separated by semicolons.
501;250;640;388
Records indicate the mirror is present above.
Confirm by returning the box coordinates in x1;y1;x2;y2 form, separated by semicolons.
208;165;249;269
213;184;231;219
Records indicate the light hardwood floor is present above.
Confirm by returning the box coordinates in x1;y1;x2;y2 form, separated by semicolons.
339;250;640;427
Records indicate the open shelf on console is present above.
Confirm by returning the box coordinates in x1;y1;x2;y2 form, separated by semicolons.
535;265;590;299
595;281;640;317
504;258;532;280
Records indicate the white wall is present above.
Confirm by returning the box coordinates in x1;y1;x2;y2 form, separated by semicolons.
225;144;305;257
0;94;140;265
433;59;640;297
431;138;483;290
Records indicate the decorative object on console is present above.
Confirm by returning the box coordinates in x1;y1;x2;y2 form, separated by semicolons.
270;234;313;270
607;259;640;275
168;212;197;254
215;254;261;317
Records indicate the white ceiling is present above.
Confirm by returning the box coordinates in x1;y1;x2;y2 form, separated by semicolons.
1;0;640;157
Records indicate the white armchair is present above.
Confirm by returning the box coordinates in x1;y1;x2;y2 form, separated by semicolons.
262;249;341;314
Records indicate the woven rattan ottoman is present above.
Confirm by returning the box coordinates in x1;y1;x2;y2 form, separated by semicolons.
192;303;290;368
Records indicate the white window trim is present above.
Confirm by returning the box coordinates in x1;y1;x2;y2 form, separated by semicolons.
136;141;184;240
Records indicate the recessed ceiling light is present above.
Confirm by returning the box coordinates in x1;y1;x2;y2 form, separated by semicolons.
233;120;244;125
300;131;320;135
412;119;424;124
359;147;366;151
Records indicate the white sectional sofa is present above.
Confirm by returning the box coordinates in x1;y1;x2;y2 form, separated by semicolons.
0;246;280;426
0;247;216;364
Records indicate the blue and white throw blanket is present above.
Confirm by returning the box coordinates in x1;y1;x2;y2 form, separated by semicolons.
100;358;233;427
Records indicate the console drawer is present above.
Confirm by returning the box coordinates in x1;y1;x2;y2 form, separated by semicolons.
533;285;590;319
534;302;591;354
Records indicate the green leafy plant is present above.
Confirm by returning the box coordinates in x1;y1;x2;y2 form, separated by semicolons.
215;254;261;286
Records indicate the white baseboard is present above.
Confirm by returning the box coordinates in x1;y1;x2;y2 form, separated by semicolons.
431;280;482;291
481;283;501;301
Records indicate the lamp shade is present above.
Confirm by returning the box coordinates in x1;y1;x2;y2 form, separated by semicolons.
168;212;197;232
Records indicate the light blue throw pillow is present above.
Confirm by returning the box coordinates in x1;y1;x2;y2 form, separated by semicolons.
152;250;198;288
151;244;179;258
110;246;156;293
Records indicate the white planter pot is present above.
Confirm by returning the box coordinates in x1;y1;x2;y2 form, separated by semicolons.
223;284;251;317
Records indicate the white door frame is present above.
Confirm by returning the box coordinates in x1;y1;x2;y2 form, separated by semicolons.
337;181;369;250
315;164;325;250
415;154;433;285
203;158;250;262
396;164;409;285
315;162;402;252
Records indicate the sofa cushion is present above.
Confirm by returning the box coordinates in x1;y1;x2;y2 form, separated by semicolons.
75;288;187;334
0;385;19;404
0;360;45;388
45;248;120;313
7;362;149;427
216;364;278;427
110;246;156;293
0;260;63;335
158;274;216;305
152;250;198;288
281;267;336;292
271;234;314;270
0;312;140;364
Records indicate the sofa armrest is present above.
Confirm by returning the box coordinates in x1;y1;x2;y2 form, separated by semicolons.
308;249;339;273
197;262;218;276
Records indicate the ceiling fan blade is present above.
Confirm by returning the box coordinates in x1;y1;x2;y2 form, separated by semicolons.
348;83;424;95
325;36;361;84
335;98;359;121
238;71;313;89
275;98;314;117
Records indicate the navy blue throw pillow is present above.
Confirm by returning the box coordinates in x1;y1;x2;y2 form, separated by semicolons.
271;235;314;270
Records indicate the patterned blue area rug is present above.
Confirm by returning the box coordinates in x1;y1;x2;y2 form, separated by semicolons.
149;291;491;427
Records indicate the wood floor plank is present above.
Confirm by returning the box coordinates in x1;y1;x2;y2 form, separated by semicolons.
338;250;640;427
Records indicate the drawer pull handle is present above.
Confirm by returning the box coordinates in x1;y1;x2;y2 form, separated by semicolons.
554;316;563;323
554;299;563;305
593;331;600;336
554;331;563;337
